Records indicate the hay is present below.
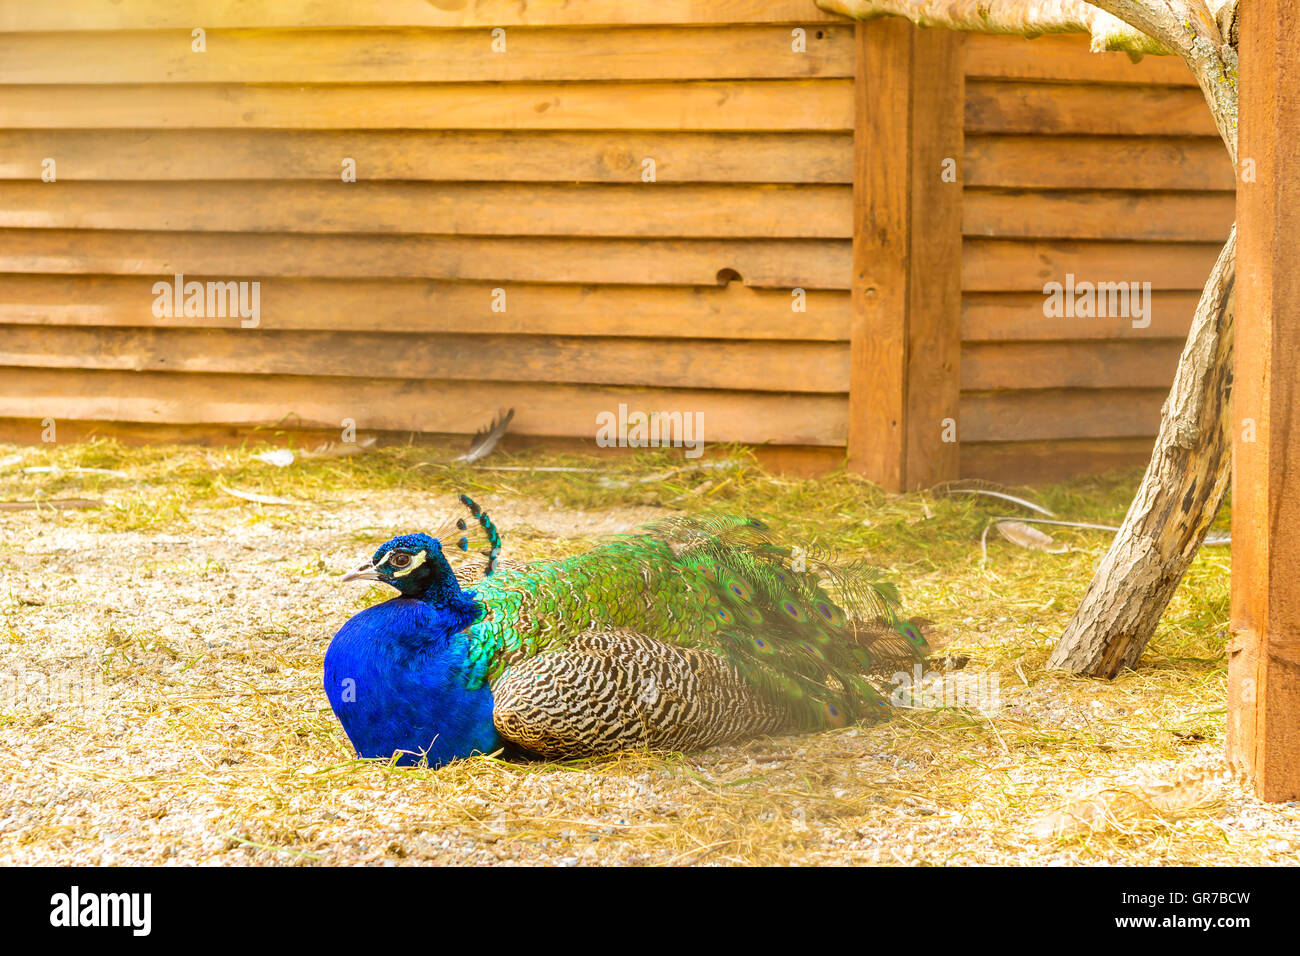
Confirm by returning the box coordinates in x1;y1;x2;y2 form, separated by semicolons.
1;437;1296;865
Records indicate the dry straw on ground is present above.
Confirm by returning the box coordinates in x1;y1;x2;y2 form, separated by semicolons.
1;438;1296;865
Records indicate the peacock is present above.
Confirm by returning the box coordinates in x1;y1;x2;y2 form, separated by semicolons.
324;495;928;767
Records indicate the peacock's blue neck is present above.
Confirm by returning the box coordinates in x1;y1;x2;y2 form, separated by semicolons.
323;589;498;767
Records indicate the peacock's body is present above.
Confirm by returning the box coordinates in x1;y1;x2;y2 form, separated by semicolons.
324;496;927;767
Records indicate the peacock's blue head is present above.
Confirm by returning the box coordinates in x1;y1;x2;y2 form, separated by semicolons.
341;532;457;599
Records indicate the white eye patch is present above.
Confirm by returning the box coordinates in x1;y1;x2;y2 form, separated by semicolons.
391;549;428;578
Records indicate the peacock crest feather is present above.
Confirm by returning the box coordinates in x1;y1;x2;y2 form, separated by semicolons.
431;493;502;578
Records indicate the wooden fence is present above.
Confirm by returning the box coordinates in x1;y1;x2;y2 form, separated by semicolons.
0;1;1234;484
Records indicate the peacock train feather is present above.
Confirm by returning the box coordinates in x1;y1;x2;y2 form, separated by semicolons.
324;496;929;767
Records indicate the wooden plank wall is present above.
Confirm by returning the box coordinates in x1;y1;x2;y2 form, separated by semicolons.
959;33;1236;482
0;8;1236;483
0;3;853;462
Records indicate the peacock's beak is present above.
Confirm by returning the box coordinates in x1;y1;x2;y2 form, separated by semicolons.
341;560;382;583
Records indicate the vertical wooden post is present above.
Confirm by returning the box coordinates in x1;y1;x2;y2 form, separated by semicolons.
847;19;963;490
1228;0;1300;802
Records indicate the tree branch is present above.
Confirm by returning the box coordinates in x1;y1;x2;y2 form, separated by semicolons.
1088;0;1237;160
1211;0;1239;46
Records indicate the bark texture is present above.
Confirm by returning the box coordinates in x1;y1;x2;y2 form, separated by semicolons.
819;0;1241;676
1048;229;1236;675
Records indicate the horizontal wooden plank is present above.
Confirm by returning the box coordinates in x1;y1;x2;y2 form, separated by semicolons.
7;234;1220;298
0;325;850;393
962;340;1184;390
963;188;1235;242
0;1;842;30
0;80;854;131
960;388;1165;442
0;275;850;340
963;238;1224;291
964;34;1196;86
0;181;853;239
961;437;1155;483
962;290;1200;341
0;275;852;340
0;25;855;83
964;134;1236;190
0;129;852;184
0;367;848;447
966;80;1218;136
0;229;852;289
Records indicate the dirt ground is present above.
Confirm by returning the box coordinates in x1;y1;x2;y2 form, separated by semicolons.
1;442;1297;865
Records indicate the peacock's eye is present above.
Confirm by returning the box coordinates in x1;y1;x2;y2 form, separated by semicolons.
389;553;412;569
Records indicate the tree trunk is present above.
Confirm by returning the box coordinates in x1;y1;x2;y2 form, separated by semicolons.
1047;228;1236;676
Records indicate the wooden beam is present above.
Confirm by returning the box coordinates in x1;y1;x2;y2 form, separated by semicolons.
0;276;852;341
962;291;1200;342
0;229;852;290
0;129;854;184
0;25;857;84
961;437;1156;485
0;367;847;447
964;135;1235;191
965;81;1217;136
1228;0;1300;802
0;0;841;30
963;238;1223;292
963;188;1235;243
0;325;850;394
848;20;962;490
0;180;853;239
0;80;854;132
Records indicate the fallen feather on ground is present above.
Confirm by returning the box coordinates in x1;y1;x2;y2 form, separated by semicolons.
253;449;296;467
218;484;305;506
984;520;1068;559
300;437;378;459
455;408;515;464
